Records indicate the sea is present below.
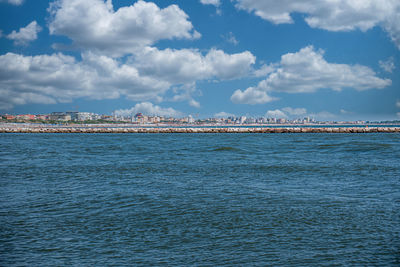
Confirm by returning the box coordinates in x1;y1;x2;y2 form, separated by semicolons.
0;133;399;266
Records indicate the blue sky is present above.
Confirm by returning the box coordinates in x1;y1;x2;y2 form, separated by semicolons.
0;0;399;120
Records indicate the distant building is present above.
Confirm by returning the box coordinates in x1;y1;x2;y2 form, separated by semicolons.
16;114;36;120
66;112;79;121
101;115;113;121
303;117;311;123
246;117;256;124
36;115;48;121
67;112;99;121
77;112;92;121
4;115;16;120
49;112;71;121
92;114;101;120
261;117;267;123
147;116;161;123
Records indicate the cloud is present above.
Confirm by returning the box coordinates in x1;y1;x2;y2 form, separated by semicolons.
265;107;337;120
114;102;182;117
0;52;170;110
0;0;24;5
48;0;200;56
43;0;260;110
265;107;307;118
189;99;201;108
0;45;256;109
200;0;220;6
222;32;239;45
264;46;391;92
0;0;259;110
214;111;235;118
234;0;400;49
381;10;400;50
200;0;222;15
232;46;391;104
282;107;307;116
6;21;42;46
265;109;287;119
308;111;336;120
200;0;221;7
231;86;277;105
379;57;395;73
168;83;200;107
252;63;274;77
396;100;400;108
135;46;256;83
205;49;256;79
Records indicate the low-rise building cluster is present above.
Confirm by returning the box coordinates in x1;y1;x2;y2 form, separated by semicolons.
1;112;111;122
205;116;316;125
0;111;373;125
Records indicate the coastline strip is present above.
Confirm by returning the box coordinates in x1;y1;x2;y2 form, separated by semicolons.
0;127;399;133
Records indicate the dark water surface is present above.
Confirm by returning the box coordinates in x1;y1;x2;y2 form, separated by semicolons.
1;133;399;266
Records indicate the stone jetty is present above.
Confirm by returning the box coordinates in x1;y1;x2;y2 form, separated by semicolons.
0;126;399;133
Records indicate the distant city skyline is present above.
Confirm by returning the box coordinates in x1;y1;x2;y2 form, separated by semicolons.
0;0;399;121
3;110;397;125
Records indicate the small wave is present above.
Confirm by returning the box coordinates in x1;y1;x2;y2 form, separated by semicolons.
316;142;392;152
344;143;392;152
213;146;238;152
254;164;331;174
317;143;343;149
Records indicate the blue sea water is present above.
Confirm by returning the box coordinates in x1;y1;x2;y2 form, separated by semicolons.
0;133;399;266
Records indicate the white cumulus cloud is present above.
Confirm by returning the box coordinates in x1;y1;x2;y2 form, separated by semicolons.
232;46;391;104
379;57;395;73
234;0;400;49
114;102;182;117
396;100;400;108
6;21;41;46
252;63;274;77
282;107;307;116
48;0;200;56
0;52;170;110
134;46;256;83
231;86;277;105
0;0;260;110
265;109;287;119
214;111;235;118
222;32;239;45
265;107;307;119
265;107;337;120
309;111;336;120
0;0;24;5
200;0;220;6
0;44;257;110
189;99;201;108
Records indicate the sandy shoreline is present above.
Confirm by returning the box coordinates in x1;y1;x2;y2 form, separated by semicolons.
1;126;399;133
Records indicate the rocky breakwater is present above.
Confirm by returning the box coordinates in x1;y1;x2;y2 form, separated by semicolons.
0;126;400;133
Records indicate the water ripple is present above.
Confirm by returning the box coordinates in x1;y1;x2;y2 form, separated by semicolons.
0;133;399;266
